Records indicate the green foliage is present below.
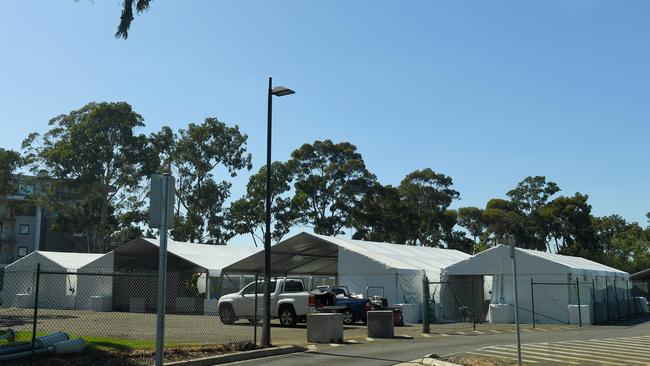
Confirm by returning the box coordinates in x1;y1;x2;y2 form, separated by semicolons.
153;118;252;244
22;102;158;252
115;0;152;39
0;148;21;196
290;140;375;236
594;216;650;273
397;169;460;247
351;183;407;243
228;161;298;246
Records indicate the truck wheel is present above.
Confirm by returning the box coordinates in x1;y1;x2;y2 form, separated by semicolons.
279;306;296;327
342;309;355;325
219;304;237;325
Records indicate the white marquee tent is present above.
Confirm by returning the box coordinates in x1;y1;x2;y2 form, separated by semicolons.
76;237;259;312
224;232;471;322
442;245;630;324
2;251;103;309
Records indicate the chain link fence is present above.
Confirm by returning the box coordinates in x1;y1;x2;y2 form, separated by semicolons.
422;276;489;334
0;265;260;365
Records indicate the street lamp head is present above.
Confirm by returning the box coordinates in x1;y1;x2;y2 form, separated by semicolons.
271;86;295;97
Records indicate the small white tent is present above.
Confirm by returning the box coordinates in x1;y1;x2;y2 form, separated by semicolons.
442;245;629;324
224;232;471;322
2;251;103;309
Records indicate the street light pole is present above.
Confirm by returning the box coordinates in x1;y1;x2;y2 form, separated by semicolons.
262;77;274;348
262;77;294;348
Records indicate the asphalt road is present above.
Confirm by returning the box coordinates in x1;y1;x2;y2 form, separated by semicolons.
225;316;650;366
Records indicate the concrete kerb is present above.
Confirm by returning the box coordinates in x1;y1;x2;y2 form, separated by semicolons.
164;345;305;366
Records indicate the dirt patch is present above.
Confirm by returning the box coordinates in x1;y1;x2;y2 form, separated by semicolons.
12;342;256;366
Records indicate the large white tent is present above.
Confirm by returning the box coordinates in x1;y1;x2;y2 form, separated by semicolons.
224;232;471;322
76;237;259;312
2;251;103;309
442;245;630;324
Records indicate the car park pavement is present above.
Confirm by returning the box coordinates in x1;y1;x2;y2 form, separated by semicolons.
226;315;650;366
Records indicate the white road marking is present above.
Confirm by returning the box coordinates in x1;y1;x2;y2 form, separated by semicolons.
473;330;485;334
329;343;341;347
306;344;317;350
488;329;502;334
346;339;358;343
520;343;650;364
503;344;636;365
456;331;466;335
480;347;580;364
439;333;450;336
365;337;375;341
421;333;432;337
465;351;539;364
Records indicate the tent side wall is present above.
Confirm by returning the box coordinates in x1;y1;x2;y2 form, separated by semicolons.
76;253;114;310
338;247;423;318
1;254;72;309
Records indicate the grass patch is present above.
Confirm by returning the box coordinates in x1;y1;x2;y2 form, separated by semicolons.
7;331;203;352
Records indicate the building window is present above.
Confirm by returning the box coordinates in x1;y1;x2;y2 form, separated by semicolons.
19;224;30;235
18;247;28;257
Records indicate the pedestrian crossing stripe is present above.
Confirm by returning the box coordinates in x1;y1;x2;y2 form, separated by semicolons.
501;344;644;365
468;335;650;365
465;351;539;364
473;330;485;334
516;343;650;363
566;339;650;351
488;329;502;334
480;347;581;364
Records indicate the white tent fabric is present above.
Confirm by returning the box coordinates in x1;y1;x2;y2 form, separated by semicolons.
116;238;259;276
311;234;471;279
224;232;471;322
442;245;629;324
5;251;104;270
442;245;627;278
2;251;103;309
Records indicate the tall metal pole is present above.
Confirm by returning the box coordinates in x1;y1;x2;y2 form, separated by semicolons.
155;174;170;366
510;238;522;366
262;77;273;348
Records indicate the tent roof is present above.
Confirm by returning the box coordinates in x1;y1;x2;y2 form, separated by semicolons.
631;268;650;280
114;238;259;276
223;232;470;276
6;251;104;270
443;244;628;277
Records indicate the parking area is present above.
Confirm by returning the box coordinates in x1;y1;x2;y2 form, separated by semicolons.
1;306;582;347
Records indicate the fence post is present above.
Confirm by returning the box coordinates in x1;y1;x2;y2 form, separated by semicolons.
576;278;582;327
626;279;631;318
613;278;620;319
604;277;610;322
591;278;596;324
30;263;41;366
530;278;535;329
254;272;258;347
471;279;476;331
422;275;430;334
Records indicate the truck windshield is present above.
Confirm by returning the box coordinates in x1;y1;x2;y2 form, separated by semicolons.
242;281;276;294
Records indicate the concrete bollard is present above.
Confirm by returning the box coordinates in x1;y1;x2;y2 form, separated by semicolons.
307;313;344;343
367;310;394;338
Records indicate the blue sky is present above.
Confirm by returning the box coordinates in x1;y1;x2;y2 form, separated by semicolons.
1;1;648;243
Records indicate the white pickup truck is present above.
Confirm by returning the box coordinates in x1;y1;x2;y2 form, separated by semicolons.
217;278;311;327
